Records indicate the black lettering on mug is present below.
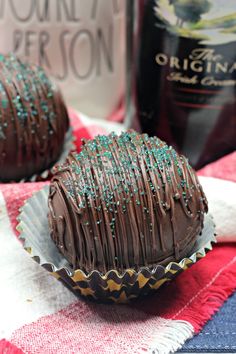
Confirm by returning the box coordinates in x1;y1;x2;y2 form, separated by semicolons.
71;0;80;22
39;31;50;68
57;0;79;22
56;30;70;81
25;30;36;56
36;0;50;22
70;29;94;80
96;25;114;75
10;0;34;22
91;0;98;19
13;30;23;53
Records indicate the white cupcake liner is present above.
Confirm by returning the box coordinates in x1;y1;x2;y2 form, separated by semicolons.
17;186;217;303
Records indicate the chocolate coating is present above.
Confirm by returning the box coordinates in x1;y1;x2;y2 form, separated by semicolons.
0;54;69;182
48;131;208;274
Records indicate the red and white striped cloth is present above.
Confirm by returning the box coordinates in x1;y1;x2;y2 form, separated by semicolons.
0;111;235;354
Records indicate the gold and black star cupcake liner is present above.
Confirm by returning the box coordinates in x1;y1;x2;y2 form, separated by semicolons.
17;186;216;304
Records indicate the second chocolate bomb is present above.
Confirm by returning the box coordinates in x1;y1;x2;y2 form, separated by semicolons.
0;54;69;182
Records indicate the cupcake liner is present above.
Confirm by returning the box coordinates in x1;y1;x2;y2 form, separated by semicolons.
17;186;216;303
19;127;75;182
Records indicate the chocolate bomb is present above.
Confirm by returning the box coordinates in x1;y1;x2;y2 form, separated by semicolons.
0;54;69;182
48;131;208;274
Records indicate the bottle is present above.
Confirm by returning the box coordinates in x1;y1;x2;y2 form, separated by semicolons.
135;0;236;169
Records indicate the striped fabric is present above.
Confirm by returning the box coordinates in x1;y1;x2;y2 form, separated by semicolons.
0;111;235;354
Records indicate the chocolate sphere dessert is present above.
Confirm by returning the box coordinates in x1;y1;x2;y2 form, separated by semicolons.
48;131;208;274
0;54;69;182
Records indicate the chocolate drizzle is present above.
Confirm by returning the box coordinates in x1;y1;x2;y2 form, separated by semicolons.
0;54;69;182
48;131;208;274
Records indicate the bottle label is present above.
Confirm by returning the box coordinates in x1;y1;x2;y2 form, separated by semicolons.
154;0;236;94
154;0;236;44
156;48;236;87
137;0;236;168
